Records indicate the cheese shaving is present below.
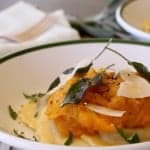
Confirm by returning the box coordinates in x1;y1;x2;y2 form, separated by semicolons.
118;70;150;98
86;104;126;117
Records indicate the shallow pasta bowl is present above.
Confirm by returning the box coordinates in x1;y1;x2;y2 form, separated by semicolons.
0;39;150;150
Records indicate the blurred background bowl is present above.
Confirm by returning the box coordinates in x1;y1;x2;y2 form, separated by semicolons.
116;0;150;42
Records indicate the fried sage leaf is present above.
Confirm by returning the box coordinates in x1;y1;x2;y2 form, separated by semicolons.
47;77;60;92
64;132;73;146
14;129;37;141
64;63;93;75
128;61;150;83
61;74;101;107
23;93;45;102
13;129;27;139
116;128;140;144
47;67;74;92
8;105;17;120
106;47;150;83
76;63;93;74
61;79;90;107
63;67;74;74
47;65;92;92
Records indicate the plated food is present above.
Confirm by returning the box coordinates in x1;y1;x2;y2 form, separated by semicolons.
0;39;150;150
6;40;150;146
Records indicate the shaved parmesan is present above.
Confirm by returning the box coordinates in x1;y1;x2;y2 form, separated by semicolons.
118;70;150;98
86;104;126;117
47;58;93;96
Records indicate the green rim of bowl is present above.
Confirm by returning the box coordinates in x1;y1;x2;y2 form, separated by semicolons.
0;38;150;64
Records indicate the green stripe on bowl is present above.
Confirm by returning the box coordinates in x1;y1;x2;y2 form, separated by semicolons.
0;38;150;64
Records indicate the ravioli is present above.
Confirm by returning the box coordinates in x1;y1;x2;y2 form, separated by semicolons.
18;67;150;146
18;95;108;146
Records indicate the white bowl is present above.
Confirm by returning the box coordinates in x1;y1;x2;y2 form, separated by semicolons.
116;0;150;42
0;39;150;150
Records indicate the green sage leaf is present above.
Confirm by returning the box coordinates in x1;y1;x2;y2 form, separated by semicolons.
8;105;17;120
76;63;93;74
14;129;38;141
64;132;73;146
47;77;60;92
127;133;140;144
14;129;27;139
23;93;45;102
47;67;73;92
89;73;102;86
61;78;90;107
47;65;92;93
63;67;74;74
61;74;101;107
128;61;150;83
116;127;140;144
106;47;150;83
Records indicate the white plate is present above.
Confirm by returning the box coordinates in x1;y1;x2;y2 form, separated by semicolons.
0;39;150;150
116;0;150;41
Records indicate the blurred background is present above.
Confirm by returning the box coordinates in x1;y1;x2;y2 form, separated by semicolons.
0;0;107;17
0;0;149;45
0;0;150;42
0;0;132;43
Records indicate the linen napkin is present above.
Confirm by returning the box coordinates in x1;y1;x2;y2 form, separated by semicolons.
0;1;80;58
